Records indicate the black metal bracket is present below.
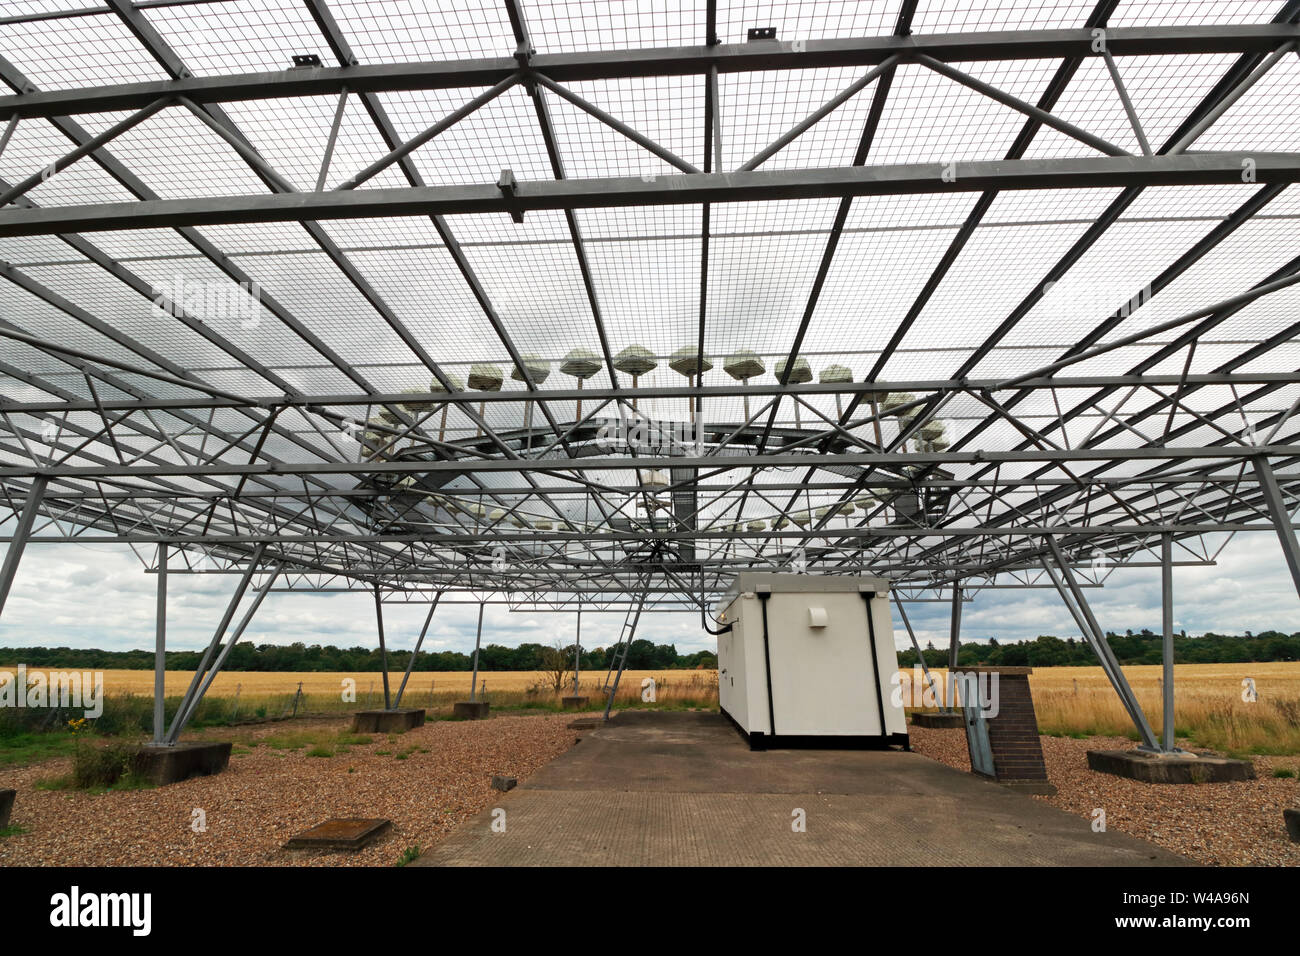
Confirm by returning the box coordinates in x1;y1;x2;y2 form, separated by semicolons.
497;169;524;223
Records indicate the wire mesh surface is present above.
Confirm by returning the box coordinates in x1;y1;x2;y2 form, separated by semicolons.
0;0;1297;609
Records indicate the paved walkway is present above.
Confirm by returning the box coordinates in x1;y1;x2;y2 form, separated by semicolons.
413;711;1188;866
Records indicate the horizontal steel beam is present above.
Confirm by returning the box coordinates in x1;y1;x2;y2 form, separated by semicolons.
1;523;1292;544
1;442;1295;478
4;371;1299;415
1;25;1294;119
24;472;1294;500
1;154;1294;236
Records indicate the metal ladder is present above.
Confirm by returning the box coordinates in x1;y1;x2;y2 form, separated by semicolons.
601;594;647;719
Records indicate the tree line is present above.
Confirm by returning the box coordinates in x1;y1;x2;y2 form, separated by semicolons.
898;629;1300;669
0;640;719;673
5;629;1296;674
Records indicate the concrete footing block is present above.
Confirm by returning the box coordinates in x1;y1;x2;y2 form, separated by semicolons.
1086;749;1256;784
491;775;517;792
350;709;426;734
1282;809;1300;843
133;741;232;786
910;711;965;729
0;788;14;829
284;818;392;851
567;717;606;730
453;701;490;720
561;695;589;710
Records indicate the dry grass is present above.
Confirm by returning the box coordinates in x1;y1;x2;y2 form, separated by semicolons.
913;661;1300;755
15;660;1300;754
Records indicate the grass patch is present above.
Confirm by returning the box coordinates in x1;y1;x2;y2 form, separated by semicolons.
395;844;421;867
0;824;28;838
305;746;334;758
1274;767;1296;778
0;730;80;767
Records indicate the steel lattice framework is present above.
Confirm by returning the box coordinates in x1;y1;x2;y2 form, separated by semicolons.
1;0;1300;650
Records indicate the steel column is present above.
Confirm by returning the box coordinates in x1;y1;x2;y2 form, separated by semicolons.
394;593;440;708
0;474;47;620
573;606;581;693
1044;539;1160;750
169;564;282;740
893;593;946;713
166;544;267;742
469;602;484;701
153;542;167;745
1252;455;1300;599
374;583;391;710
1161;532;1178;752
948;582;963;670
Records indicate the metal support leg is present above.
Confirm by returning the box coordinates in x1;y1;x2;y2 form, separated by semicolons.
394;594;440;708
0;474;47;620
469;602;484;701
167;564;281;742
1252;455;1300;600
573;606;581;693
893;593;945;713
1161;532;1178;752
1044;539;1160;751
167;543;267;740
948;582;962;670
153;542;167;745
374;584;391;710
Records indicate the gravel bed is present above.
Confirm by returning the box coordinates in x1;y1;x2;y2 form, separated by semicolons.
0;714;578;866
909;726;1300;866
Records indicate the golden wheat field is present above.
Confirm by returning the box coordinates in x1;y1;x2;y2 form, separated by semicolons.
75;661;1300;700
12;661;1300;752
51;668;701;699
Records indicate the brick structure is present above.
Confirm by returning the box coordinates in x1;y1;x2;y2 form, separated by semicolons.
964;666;1055;795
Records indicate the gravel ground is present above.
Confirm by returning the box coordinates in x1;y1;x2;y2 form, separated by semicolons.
0;714;578;866
909;726;1300;866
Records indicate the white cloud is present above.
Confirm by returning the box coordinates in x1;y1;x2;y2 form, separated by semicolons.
0;529;1296;658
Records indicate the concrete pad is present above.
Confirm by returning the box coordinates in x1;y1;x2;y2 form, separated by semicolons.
134;741;231;786
1087;749;1256;784
350;709;426;733
0;788;14;829
453;701;489;720
413;712;1187;867
284;818;391;850
910;712;964;729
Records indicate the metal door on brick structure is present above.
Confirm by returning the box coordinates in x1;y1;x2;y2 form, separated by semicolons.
956;671;994;778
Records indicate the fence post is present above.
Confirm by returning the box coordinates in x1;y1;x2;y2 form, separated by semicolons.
230;683;241;720
291;681;303;718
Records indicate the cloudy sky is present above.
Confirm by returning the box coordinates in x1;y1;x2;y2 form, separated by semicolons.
0;528;1295;661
